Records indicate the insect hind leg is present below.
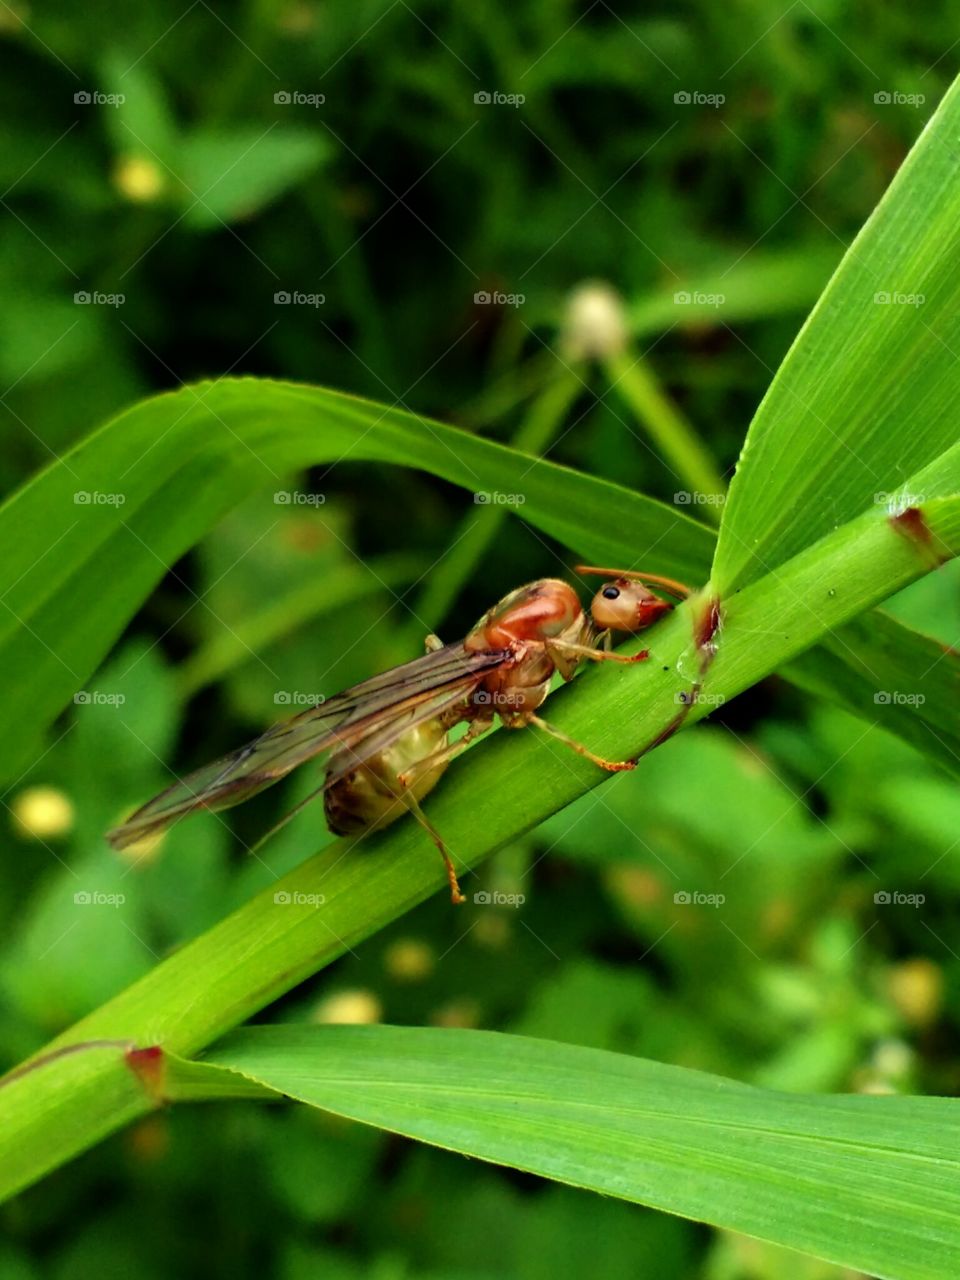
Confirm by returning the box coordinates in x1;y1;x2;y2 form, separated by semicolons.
396;787;465;904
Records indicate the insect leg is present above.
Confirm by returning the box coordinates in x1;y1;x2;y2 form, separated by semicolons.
545;638;648;665
395;787;465;905
525;712;636;772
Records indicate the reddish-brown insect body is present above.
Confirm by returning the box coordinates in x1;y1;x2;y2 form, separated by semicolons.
466;579;583;649
107;567;690;905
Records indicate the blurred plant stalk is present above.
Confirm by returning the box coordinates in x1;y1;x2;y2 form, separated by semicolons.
604;351;727;521
402;366;583;643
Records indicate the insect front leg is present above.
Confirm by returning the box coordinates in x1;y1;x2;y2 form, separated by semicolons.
523;712;636;772
544;638;648;667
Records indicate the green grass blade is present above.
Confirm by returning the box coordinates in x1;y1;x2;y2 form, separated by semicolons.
196;1024;960;1280
714;74;960;591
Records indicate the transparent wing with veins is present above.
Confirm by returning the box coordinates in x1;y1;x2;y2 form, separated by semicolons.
106;642;508;849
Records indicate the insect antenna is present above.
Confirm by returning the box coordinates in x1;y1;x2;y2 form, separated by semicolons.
574;565;692;600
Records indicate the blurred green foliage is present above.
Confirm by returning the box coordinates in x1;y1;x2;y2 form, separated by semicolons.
0;2;956;1278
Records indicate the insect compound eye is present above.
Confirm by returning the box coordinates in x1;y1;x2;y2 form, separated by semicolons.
601;585;620;600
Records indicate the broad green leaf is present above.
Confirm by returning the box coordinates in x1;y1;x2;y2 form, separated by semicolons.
176;552;425;699
715;76;960;590
401;368;582;638
0;379;711;785
194;1024;960;1280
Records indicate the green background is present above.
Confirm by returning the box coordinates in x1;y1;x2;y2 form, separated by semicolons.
1;4;957;1278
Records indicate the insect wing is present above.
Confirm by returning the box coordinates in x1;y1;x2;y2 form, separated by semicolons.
106;643;507;849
